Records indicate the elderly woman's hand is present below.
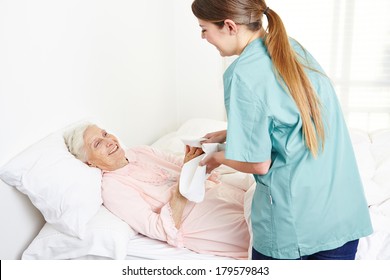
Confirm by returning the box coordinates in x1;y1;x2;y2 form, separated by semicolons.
184;145;204;163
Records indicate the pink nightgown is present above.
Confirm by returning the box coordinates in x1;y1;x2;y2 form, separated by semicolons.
101;145;250;259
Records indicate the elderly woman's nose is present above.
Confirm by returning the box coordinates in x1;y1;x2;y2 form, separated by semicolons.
104;139;115;146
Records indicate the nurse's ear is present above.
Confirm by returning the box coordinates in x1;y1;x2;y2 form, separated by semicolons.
223;19;239;36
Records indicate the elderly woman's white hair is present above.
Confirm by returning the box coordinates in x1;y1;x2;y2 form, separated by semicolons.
63;122;92;163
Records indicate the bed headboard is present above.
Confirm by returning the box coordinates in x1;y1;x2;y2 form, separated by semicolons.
0;179;44;259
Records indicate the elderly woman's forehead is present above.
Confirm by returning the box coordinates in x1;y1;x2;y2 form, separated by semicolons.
84;125;102;138
90;124;101;130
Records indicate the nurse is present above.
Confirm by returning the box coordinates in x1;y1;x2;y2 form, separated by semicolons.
192;0;373;259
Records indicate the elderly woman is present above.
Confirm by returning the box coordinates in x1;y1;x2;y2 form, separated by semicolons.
64;123;250;259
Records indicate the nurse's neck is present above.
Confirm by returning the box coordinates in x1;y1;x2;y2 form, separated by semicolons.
239;27;267;55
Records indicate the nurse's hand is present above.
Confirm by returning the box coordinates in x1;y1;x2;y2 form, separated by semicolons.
199;151;224;174
201;130;227;144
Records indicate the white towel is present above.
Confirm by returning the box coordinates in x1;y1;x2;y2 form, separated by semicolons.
179;138;225;203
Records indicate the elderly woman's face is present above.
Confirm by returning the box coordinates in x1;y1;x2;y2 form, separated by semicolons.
83;125;126;171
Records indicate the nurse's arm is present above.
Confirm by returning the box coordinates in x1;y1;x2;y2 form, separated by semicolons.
224;158;271;175
200;151;271;175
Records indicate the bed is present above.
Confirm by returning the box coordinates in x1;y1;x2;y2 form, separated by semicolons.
0;118;389;260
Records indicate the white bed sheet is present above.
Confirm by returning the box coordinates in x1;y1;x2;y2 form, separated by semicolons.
352;129;390;259
356;201;390;259
72;233;234;260
124;234;233;260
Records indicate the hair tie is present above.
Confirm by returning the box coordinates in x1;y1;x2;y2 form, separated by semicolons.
263;7;269;16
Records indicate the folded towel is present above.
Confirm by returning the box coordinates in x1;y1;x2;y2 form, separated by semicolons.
179;138;225;203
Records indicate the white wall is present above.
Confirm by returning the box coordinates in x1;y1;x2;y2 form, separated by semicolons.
0;0;178;166
173;0;226;125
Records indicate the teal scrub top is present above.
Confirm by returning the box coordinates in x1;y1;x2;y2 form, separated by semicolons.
223;38;373;259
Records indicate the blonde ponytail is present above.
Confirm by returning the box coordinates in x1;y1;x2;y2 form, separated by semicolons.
264;8;325;157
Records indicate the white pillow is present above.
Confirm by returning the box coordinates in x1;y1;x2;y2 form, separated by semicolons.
22;206;137;260
0;131;102;238
152;118;227;155
176;118;227;138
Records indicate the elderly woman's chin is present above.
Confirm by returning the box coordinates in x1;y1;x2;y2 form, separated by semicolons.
112;146;125;157
116;147;127;161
